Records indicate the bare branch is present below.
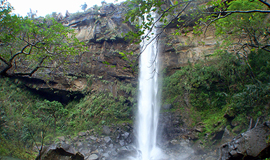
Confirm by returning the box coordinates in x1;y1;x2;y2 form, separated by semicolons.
248;118;253;130
258;0;270;9
261;44;270;49
142;0;194;42
14;56;47;76
205;10;270;14
139;1;192;61
203;12;232;36
254;117;261;128
9;44;31;62
0;55;9;65
245;43;270;52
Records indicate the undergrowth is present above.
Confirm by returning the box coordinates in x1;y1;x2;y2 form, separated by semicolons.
162;49;270;145
0;77;136;159
64;83;136;134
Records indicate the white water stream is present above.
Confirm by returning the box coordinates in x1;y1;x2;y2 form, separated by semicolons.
136;15;164;160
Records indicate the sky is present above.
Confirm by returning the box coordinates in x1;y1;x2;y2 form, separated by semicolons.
8;0;126;17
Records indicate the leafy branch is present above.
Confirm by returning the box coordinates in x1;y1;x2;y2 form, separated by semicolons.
0;4;86;77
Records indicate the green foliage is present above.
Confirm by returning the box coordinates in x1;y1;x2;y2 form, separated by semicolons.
61;81;137;133
0;2;86;76
164;52;248;109
37;100;67;118
0;75;137;158
163;49;270;142
65;90;134;133
267;135;270;143
118;51;138;73
35;100;68;135
0;135;35;160
200;110;226;135
119;82;137;96
213;0;269;45
249;50;270;82
124;0;180;43
0;77;44;159
125;0;270;56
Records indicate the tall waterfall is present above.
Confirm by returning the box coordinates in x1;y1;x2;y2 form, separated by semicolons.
136;14;163;160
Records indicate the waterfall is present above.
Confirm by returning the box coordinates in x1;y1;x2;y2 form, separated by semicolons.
136;13;164;160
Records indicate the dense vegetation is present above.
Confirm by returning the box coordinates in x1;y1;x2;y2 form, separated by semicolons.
158;0;269;147
0;77;136;159
1;0;270;159
0;0;85;77
163;49;270;145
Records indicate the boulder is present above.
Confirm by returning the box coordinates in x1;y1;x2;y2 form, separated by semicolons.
103;125;111;135
78;132;87;136
35;144;84;160
86;154;99;160
104;136;111;143
219;121;270;160
57;136;65;142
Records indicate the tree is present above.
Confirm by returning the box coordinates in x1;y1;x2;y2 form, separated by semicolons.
202;0;270;80
81;2;88;12
124;0;270;56
36;100;68;136
27;9;37;19
0;1;86;77
199;0;270;51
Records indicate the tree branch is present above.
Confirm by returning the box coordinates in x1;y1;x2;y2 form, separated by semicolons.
258;0;270;9
9;44;32;63
142;0;194;42
139;1;192;61
203;12;232;36
245;43;270;52
13;56;48;76
205;10;270;14
0;55;9;65
261;44;270;49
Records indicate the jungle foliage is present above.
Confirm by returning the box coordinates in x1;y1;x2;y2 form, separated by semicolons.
0;0;86;77
64;82;136;133
163;49;270;138
0;76;136;159
1;0;270;158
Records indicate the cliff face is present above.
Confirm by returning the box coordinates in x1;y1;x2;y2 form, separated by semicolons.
67;3;133;43
18;2;217;103
17;3;138;102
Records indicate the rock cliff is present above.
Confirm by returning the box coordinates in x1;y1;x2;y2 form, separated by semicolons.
17;2;217;104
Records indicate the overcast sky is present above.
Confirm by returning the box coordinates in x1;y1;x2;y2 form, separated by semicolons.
8;0;126;17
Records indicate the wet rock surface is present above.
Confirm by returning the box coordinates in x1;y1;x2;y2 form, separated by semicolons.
42;120;221;160
51;124;137;160
219;121;270;160
39;120;270;160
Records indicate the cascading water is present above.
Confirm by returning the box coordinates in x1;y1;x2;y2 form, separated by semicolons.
136;13;164;160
